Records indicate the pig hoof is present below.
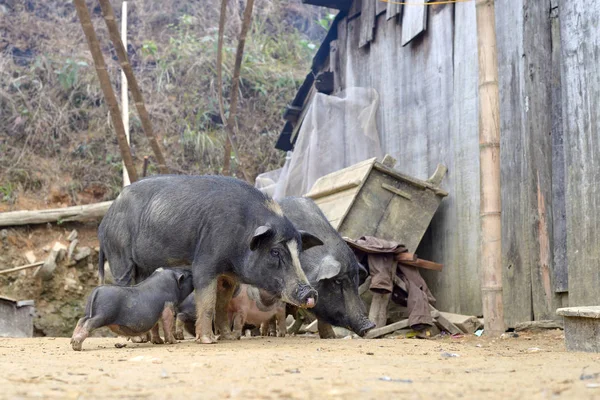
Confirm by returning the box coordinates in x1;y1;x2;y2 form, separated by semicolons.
220;332;239;341
130;336;149;343
195;335;218;344
174;332;184;341
277;332;286;338
70;339;83;351
151;337;165;345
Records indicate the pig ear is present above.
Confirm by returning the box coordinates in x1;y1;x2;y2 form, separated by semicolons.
250;225;273;251
316;255;342;281
299;231;323;251
177;272;186;289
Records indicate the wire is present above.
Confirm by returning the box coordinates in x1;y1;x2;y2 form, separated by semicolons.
379;0;473;5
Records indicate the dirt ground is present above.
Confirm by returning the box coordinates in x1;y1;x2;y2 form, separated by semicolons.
1;330;599;399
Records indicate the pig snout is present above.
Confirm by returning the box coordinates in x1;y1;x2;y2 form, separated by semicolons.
296;284;318;308
352;317;376;337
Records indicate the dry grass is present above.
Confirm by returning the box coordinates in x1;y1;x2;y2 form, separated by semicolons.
0;0;329;206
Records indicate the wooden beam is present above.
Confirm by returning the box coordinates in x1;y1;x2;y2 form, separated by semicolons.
368;292;391;328
73;0;138;182
97;0;168;175
0;201;112;227
365;319;409;338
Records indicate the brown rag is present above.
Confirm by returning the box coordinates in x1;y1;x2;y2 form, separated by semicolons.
345;235;436;328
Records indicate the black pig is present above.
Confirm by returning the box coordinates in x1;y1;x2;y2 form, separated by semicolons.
70;268;193;351
279;197;375;337
97;175;322;343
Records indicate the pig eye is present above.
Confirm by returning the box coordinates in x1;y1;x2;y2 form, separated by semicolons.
270;249;280;258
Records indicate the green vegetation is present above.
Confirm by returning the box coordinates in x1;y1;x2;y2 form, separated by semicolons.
0;0;327;204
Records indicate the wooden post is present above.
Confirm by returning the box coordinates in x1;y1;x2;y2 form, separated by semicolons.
121;1;130;187
97;0;168;175
73;0;138;182
216;0;255;182
475;0;505;335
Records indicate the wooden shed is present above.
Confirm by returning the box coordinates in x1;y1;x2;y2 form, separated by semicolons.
276;0;600;327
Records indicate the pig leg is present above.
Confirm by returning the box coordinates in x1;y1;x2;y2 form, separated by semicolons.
317;319;337;339
260;319;271;336
231;311;246;339
194;277;219;344
215;276;238;340
161;303;177;344
276;308;287;337
174;315;186;340
70;316;105;351
150;323;164;344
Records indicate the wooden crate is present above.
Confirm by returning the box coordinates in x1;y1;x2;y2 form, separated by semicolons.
556;306;600;353
0;296;35;338
304;155;448;252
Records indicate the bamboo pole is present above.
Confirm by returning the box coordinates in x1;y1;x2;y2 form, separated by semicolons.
475;0;505;335
97;0;169;175
0;262;45;275
216;0;231;175
121;1;130;187
216;0;255;182
73;0;138;182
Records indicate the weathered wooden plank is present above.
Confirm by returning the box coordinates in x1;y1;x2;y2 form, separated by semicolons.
550;3;567;293
348;0;362;20
497;0;562;326
345;6;465;312
359;0;376;47
368;293;391;328
376;0;387;16
336;18;348;90
496;0;531;326
401;0;428;46
365;319;409;338
386;0;402;20
560;1;600;306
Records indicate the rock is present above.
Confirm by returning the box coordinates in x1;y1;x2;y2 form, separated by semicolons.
42;245;51;252
67;239;79;261
24;251;36;264
67;230;78;242
64;277;78;291
35;242;68;281
73;247;92;262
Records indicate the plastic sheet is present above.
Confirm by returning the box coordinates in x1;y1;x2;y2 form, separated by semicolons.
256;87;383;199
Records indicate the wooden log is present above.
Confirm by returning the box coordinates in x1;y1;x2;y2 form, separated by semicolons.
396;252;417;262
0;261;44;275
430;305;462;335
368;292;391;328
398;259;443;272
73;0;138;182
437;311;483;334
0;201;112;227
358;276;372;295
476;0;505;335
365;319;409;339
97;0;168;174
514;320;564;332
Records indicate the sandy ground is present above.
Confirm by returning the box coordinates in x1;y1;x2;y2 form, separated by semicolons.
1;330;599;399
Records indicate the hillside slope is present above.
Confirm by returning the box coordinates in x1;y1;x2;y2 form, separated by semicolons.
0;0;328;211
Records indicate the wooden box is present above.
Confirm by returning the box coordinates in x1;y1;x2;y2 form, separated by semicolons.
304;155;448;252
0;296;35;338
556;306;600;353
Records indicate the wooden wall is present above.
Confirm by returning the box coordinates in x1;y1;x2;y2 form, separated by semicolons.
337;3;482;316
326;0;600;322
560;1;600;307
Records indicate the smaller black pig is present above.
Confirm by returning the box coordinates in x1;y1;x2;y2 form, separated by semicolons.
70;268;193;351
